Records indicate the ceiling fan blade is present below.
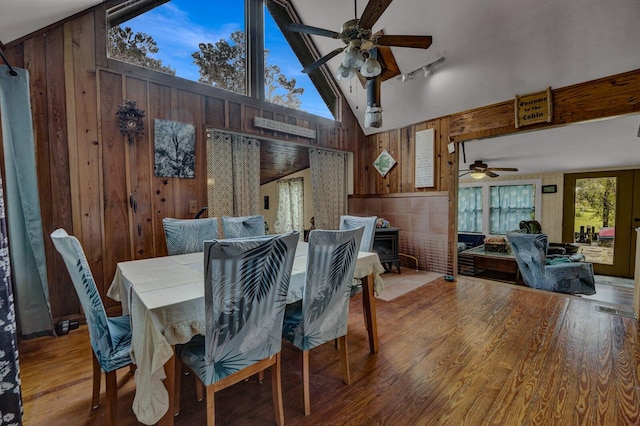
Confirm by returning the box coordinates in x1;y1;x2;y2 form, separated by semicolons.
488;167;519;172
459;171;471;177
287;23;341;39
302;47;344;73
486;171;499;178
359;0;394;30
376;35;433;49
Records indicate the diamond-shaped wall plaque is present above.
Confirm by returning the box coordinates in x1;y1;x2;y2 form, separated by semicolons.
373;149;396;177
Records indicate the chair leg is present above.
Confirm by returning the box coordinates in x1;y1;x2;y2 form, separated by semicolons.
302;349;311;416
338;335;351;385
271;353;284;426
196;378;204;402
258;371;264;383
206;385;215;426
105;370;118;426
91;352;101;409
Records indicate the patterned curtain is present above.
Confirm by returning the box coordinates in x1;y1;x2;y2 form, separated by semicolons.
458;186;483;232
0;176;23;424
273;177;304;236
207;130;261;221
489;184;534;234
309;148;347;230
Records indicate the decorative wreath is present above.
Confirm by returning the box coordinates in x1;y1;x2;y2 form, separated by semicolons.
117;99;145;144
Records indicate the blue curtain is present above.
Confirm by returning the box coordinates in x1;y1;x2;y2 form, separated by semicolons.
0;65;54;338
0;172;23;422
489;184;534;234
458;186;483;232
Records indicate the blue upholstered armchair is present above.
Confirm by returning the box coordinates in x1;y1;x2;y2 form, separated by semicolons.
506;232;596;295
221;214;266;238
50;228;133;426
282;227;363;415
162;217;218;255
174;232;298;425
339;214;377;252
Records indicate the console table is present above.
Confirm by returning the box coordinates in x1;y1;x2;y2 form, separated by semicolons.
373;227;401;273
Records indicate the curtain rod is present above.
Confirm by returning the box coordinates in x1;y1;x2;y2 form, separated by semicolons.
0;50;18;76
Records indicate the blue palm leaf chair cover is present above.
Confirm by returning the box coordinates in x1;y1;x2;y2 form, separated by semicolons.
282;227;363;415
50;228;132;424
175;232;298;424
339;215;377;252
221;215;265;239
506;232;596;295
162;217;218;255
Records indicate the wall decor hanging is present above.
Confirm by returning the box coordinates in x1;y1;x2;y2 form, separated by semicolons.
373;149;396;177
117;99;145;144
154;119;196;178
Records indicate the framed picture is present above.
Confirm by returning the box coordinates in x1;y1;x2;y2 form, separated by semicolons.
154;119;196;178
542;184;557;194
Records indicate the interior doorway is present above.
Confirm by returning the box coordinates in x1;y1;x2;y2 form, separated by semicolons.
563;170;639;277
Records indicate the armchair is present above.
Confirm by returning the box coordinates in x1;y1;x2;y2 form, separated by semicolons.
506;232;596;295
519;220;583;259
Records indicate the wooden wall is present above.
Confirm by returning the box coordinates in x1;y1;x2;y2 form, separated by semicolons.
357;68;640;276
1;6;363;321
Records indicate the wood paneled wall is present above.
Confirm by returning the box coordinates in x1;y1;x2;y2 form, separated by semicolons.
2;6;364;321
358;68;640;278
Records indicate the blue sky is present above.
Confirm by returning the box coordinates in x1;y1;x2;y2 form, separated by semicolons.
121;1;332;118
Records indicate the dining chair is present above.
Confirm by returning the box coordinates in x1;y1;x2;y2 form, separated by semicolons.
339;215;377;252
174;232;299;426
162;217;218;255
221;214;265;238
282;227;363;416
50;228;133;426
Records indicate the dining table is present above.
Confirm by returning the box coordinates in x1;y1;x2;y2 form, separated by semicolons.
107;240;385;425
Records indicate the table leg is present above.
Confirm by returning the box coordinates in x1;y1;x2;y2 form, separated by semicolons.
361;274;379;353
158;349;176;426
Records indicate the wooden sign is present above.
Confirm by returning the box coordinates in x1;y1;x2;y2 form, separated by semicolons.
253;117;316;139
515;87;552;128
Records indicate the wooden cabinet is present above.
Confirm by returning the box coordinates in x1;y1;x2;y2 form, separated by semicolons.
373;227;401;274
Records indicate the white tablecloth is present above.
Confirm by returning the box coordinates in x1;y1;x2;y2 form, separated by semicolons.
107;241;384;425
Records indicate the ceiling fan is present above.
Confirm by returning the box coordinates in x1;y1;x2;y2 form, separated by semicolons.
287;0;433;79
460;160;519;179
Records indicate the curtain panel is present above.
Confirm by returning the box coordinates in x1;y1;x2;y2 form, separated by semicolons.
458;186;483;233
489;184;534;234
309;148;347;230
207;130;261;222
273;177;304;236
0;65;53;338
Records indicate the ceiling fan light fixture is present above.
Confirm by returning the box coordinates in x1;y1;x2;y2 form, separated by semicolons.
470;172;486;180
360;56;382;77
336;64;355;80
342;40;364;69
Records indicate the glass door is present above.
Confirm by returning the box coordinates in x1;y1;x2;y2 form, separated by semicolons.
563;170;635;277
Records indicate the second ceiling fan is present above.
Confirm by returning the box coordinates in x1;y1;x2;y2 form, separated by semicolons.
287;0;433;78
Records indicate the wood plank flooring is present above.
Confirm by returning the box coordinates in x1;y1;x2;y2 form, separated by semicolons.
19;276;640;425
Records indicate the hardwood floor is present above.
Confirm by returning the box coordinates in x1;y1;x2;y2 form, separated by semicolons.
20;276;640;425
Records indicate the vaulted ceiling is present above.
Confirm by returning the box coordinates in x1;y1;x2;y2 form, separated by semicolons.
2;0;640;177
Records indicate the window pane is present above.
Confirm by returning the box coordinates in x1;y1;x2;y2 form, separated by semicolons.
489;184;534;234
263;7;332;118
107;0;247;95
574;177;616;265
458;187;483;233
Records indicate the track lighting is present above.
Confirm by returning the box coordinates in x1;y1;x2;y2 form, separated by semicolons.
398;56;445;82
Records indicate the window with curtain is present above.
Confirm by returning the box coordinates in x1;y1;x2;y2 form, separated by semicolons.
489;184;535;234
458;186;483;233
273;177;304;236
459;180;540;235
